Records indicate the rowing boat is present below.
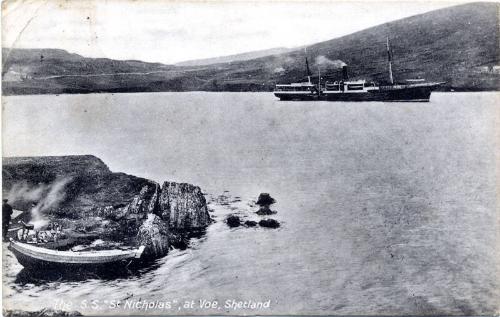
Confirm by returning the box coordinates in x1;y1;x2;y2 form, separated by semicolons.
8;240;145;270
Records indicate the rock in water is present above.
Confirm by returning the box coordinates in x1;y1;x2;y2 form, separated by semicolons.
244;220;258;227
136;213;170;258
259;218;280;228
160;182;211;230
256;206;276;215
226;215;241;227
256;193;277;215
256;193;276;206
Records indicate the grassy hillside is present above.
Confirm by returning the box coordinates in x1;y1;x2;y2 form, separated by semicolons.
2;48;171;76
175;47;296;66
2;2;498;94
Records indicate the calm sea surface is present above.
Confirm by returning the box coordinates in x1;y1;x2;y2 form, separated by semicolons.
2;92;499;315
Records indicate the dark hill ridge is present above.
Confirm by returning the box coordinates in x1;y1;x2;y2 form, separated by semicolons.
2;2;498;94
2;155;211;257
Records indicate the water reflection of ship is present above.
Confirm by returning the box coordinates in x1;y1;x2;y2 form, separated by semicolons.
274;38;444;102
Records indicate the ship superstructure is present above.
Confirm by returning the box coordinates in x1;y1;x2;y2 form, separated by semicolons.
273;50;320;101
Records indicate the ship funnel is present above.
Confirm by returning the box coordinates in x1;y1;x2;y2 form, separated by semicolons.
342;66;349;81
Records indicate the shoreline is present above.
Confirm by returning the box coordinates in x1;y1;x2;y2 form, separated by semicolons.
2;90;499;98
2;155;212;259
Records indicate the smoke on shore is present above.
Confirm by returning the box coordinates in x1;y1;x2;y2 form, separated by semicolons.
7;177;73;229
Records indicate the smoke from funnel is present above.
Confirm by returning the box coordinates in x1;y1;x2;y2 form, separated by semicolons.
273;67;285;73
315;56;347;68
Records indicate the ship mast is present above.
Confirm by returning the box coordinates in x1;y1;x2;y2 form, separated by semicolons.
305;48;312;84
318;66;321;91
386;37;394;85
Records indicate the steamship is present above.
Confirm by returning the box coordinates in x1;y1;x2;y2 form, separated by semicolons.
273;38;444;102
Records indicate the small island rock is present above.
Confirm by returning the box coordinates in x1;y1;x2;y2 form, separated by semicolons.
256;206;277;215
244;220;257;227
226;215;241;227
256;193;276;206
259;218;280;228
256;193;277;215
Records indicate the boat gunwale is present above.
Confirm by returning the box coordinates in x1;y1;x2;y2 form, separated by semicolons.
9;240;145;264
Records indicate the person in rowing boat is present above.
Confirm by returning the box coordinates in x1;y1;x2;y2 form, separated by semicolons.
3;199;13;241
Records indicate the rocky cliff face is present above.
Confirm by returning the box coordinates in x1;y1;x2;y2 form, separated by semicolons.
137;213;170;258
160;182;210;229
2;155;211;258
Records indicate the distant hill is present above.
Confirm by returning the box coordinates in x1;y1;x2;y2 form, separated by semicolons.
175;47;297;66
2;2;498;95
1;48;177;94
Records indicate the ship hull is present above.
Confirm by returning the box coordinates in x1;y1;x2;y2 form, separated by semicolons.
322;86;432;102
274;92;319;101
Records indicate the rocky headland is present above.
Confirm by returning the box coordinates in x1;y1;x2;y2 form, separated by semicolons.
2;155;211;258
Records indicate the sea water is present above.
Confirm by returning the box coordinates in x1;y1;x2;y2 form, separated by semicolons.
2;92;499;315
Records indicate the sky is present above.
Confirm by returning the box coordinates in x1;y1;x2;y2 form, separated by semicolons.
2;0;469;64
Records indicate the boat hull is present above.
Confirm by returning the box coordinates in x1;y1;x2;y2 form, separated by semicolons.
8;240;144;271
322;86;432;102
9;247;127;271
